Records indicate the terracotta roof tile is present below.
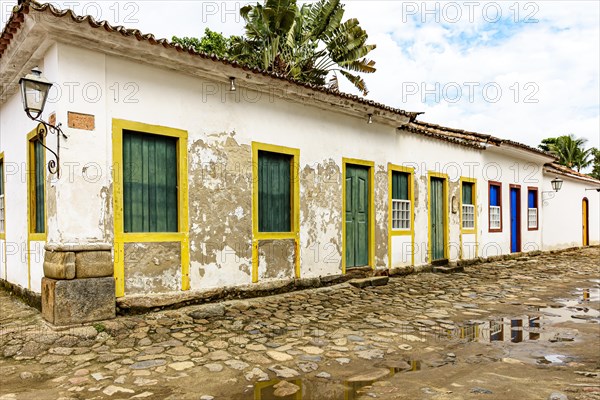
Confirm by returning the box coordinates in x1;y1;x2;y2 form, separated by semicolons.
407;120;556;159
544;163;600;184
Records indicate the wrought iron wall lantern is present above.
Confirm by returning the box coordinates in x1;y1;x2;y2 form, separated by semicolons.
542;177;564;205
19;67;67;176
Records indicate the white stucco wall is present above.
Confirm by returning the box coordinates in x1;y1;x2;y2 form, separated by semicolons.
0;45;60;292
1;40;595;296
542;174;600;249
478;147;546;258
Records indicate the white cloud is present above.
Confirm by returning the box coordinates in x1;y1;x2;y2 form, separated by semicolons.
2;0;598;149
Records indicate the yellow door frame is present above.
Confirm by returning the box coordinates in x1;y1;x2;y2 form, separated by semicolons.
342;158;375;274
112;119;189;297
251;141;300;283
427;171;450;262
459;176;478;259
582;197;589;246
0;151;6;280
387;164;415;268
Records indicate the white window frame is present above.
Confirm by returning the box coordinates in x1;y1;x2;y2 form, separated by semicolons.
528;207;538;229
392;199;411;231
462;204;475;230
489;206;501;230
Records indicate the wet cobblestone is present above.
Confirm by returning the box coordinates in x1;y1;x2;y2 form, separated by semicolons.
1;247;599;399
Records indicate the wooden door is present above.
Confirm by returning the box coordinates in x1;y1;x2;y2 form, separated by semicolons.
510;187;521;253
345;165;369;267
430;177;445;261
582;198;589;246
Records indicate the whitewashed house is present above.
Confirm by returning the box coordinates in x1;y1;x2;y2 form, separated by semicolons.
0;2;598;324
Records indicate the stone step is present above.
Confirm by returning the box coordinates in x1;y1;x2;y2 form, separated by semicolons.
349;276;389;288
432;262;464;274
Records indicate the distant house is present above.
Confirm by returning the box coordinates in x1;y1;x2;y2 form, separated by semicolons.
0;3;598;323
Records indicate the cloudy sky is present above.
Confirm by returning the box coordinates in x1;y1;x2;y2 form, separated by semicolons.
2;1;598;149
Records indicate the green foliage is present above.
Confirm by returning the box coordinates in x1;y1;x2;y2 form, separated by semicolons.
230;0;376;95
93;323;106;333
175;0;377;95
172;28;235;58
538;137;558;152
590;148;600;180
540;134;593;172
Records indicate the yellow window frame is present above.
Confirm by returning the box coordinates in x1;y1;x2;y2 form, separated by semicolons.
27;129;47;241
342;157;375;274
427;171;450;262
251;141;300;283
459;177;478;259
112;119;189;297
388;164;415;268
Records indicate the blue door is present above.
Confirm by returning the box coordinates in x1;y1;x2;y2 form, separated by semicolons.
510;187;520;252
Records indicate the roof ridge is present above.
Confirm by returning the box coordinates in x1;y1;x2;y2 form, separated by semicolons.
410;119;556;159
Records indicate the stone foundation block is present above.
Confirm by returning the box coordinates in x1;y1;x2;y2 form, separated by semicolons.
43;252;76;280
76;251;113;278
43;247;113;280
42;277;115;325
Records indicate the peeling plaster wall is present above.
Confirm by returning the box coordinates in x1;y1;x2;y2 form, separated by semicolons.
123;242;181;295
542;175;600;250
99;51;402;291
299;160;342;276
187;133;253;289
258;239;295;280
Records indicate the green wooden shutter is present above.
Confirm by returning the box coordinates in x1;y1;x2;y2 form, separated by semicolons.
462;182;473;205
392;172;409;200
123;130;178;233
34;140;45;233
258;151;291;232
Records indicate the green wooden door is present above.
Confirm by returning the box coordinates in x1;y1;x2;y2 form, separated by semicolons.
346;165;369;268
430;177;445;261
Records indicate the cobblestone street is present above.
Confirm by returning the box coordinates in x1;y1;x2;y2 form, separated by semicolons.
1;247;599;400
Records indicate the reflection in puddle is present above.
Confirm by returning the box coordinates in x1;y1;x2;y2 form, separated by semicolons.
538;289;600;324
251;361;422;400
454;316;550;343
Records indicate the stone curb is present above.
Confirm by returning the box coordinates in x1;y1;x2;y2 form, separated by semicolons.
115;245;598;315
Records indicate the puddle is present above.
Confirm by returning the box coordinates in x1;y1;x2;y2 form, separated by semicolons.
539;354;568;364
451;316;553;343
536;287;600;324
250;362;423;400
245;289;599;399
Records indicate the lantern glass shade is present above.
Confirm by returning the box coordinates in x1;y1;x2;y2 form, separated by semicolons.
19;67;52;120
551;177;563;192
